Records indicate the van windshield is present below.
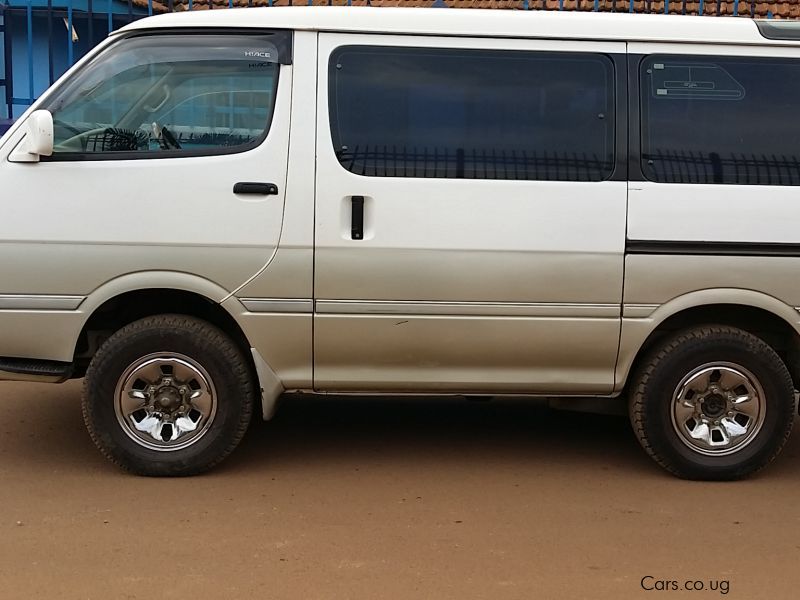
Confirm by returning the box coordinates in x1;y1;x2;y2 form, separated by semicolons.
44;33;285;157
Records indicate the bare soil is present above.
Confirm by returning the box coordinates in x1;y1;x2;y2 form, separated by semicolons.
1;380;798;599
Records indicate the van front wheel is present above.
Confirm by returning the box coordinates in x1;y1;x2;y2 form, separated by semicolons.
629;326;795;480
82;315;255;476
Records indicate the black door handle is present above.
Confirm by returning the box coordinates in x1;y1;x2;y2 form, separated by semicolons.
233;182;279;195
351;196;364;240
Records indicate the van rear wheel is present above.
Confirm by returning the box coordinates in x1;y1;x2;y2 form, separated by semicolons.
82;314;255;476
629;326;795;480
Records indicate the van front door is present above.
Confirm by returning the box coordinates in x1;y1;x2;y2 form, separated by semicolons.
314;34;627;394
0;31;291;331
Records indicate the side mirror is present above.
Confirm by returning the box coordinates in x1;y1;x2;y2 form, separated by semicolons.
9;110;54;163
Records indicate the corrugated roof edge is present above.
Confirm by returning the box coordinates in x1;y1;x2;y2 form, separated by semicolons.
115;6;782;46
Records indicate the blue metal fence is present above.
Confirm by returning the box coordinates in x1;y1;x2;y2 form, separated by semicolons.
0;0;779;130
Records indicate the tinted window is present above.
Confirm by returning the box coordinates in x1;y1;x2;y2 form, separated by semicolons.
329;46;615;181
641;55;800;185
45;33;285;158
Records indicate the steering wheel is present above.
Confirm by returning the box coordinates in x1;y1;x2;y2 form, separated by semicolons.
57;126;111;152
57;126;152;153
52;119;86;138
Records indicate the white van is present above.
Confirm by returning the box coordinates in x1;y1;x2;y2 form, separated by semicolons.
2;7;800;479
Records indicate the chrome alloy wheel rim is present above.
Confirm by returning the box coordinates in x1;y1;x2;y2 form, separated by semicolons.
670;362;766;456
114;353;217;452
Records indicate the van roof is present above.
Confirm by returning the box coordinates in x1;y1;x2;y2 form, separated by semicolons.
117;6;789;46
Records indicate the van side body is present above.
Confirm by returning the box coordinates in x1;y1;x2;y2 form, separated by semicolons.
2;7;799;478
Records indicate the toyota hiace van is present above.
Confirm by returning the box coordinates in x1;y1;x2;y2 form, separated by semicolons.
2;7;800;479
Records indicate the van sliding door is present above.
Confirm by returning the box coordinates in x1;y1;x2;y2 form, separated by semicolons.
314;34;627;394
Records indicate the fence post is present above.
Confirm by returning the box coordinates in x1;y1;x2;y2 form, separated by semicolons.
2;2;13;119
47;0;54;84
27;0;34;103
67;0;74;65
88;0;94;47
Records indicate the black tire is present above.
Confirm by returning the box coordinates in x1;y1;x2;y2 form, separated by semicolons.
629;325;795;480
82;314;256;476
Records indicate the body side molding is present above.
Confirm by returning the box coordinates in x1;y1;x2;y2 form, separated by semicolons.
0;294;85;311
627;240;800;257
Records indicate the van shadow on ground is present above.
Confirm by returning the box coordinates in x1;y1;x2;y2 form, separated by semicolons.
3;381;800;480
230;394;658;476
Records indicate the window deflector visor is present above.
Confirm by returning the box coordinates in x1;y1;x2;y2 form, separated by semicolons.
40;31;289;160
47;34;288;116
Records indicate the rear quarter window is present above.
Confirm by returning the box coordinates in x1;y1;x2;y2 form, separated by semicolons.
640;54;800;186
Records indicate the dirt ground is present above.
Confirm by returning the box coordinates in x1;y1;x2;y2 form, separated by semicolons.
1;380;799;599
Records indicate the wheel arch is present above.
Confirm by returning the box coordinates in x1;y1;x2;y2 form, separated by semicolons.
73;272;252;376
617;289;800;393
